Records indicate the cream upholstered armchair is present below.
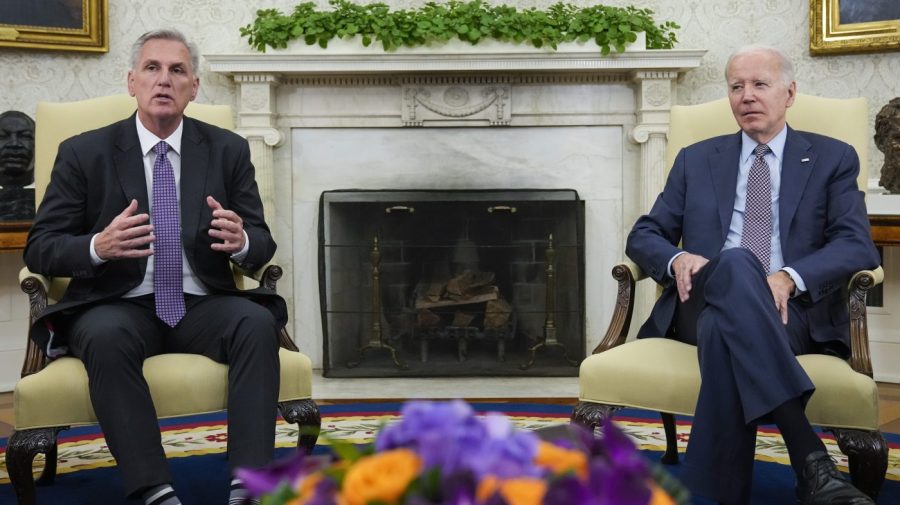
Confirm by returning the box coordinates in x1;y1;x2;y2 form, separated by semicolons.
572;94;888;499
5;95;320;505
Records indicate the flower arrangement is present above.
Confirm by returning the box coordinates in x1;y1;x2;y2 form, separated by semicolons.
238;400;687;505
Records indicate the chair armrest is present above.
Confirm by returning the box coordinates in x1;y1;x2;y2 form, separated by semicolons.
231;262;299;352
620;259;648;282
847;266;883;378
18;267;51;377
592;261;647;354
232;262;284;291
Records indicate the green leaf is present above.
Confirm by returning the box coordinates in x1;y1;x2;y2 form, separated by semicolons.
240;0;679;55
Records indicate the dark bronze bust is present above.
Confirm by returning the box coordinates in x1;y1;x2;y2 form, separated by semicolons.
875;98;900;194
0;110;36;220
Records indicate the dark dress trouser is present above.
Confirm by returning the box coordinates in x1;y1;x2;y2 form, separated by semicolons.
65;293;281;497
672;248;817;505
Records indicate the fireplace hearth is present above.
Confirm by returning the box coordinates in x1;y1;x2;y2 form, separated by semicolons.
320;189;584;377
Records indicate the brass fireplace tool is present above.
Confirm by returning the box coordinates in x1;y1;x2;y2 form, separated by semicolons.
521;233;578;369
347;235;407;369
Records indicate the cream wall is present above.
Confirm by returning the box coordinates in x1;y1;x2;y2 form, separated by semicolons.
0;0;899;390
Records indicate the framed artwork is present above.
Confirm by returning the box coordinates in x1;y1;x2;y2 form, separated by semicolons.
0;0;107;53
810;0;900;55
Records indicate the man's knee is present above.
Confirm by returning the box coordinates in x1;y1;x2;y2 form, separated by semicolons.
226;299;280;348
69;307;153;362
717;247;764;270
708;248;767;284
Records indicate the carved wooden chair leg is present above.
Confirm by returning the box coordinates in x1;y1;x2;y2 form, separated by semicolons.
827;428;888;500
570;401;621;435
659;412;679;465
6;427;65;505
279;399;321;454
34;437;60;486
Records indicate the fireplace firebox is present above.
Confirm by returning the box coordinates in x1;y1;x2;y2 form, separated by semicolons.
320;189;585;377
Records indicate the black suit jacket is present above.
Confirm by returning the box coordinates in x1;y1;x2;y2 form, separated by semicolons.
24;114;287;354
626;127;880;356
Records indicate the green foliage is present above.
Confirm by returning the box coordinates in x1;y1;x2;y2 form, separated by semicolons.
240;0;679;54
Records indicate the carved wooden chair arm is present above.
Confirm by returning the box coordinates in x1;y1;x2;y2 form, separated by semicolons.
847;266;883;378
592;261;644;354
232;262;283;291
231;262;298;352
19;267;51;378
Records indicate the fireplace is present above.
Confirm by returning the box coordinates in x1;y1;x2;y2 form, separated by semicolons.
207;44;705;371
320;189;584;377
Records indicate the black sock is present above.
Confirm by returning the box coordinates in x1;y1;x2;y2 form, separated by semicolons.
771;396;826;477
142;483;181;505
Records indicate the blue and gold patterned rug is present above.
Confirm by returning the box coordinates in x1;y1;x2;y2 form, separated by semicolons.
1;402;898;504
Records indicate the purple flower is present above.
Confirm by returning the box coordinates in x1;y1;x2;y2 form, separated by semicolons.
585;422;652;505
305;477;339;505
544;474;601;505
235;450;308;497
376;401;539;480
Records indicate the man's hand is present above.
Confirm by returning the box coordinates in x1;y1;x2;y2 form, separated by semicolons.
94;199;154;260
207;196;246;254
672;252;709;302
768;270;795;325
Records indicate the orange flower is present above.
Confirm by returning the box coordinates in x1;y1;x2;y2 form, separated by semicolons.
476;476;547;505
533;441;588;480
647;482;676;505
340;449;422;505
292;472;323;505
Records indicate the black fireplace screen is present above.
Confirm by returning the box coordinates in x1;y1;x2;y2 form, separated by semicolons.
319;189;585;377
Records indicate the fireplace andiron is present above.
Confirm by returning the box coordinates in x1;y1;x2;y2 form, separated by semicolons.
346;236;408;369
521;234;578;369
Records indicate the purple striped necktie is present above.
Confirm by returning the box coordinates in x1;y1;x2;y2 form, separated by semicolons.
152;141;186;327
740;143;772;271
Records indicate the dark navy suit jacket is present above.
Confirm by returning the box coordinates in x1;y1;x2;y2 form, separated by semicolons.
626;126;879;357
24;114;287;355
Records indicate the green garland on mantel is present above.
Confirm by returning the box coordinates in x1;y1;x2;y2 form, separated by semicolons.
240;0;679;55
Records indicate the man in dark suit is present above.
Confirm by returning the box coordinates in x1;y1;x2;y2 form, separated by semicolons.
626;46;878;505
24;29;284;505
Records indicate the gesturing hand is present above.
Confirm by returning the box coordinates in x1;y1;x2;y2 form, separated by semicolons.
672;252;709;303
207;196;246;254
94;199;154;260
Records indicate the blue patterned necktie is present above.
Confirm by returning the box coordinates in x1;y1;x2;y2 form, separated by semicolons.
741;144;772;271
152;141;186;327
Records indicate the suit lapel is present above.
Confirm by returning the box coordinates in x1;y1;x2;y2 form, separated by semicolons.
779;127;814;246
709;133;742;245
113;115;150;214
179;117;210;249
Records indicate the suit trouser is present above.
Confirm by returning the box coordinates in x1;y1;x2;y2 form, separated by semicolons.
66;294;281;497
672;248;817;505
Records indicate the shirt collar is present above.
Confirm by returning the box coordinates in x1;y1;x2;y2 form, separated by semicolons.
135;114;184;157
741;124;787;163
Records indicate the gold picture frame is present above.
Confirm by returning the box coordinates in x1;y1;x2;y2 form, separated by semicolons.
0;0;107;53
810;0;900;55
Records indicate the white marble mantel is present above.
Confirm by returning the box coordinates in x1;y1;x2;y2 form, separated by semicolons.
206;44;706;368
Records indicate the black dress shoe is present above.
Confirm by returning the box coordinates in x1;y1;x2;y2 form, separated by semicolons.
796;451;874;504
